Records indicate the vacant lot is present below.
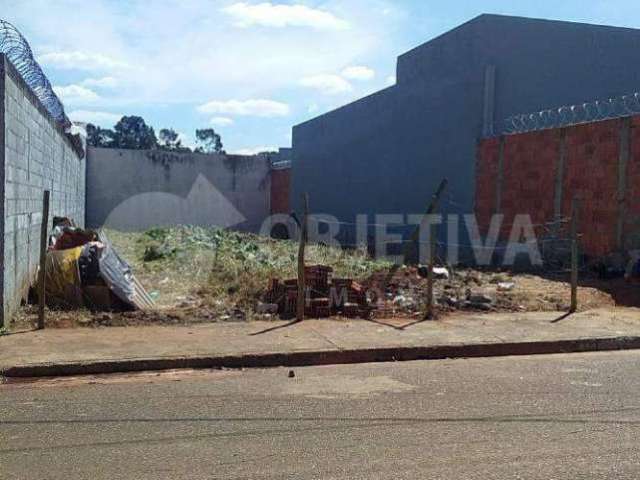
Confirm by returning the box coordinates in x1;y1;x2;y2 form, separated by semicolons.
10;226;624;330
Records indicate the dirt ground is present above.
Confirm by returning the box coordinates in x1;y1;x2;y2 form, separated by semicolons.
363;267;615;319
6;227;635;331
10;268;621;330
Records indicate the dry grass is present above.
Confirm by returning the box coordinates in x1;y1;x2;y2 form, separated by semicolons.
7;226;621;329
108;226;391;316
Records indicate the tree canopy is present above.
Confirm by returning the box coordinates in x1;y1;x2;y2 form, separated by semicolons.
85;116;225;155
158;128;190;152
195;128;224;154
113;116;158;150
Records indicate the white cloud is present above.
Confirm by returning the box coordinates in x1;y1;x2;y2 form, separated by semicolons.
222;2;349;30
307;102;319;114
386;74;396;85
177;132;196;149
53;84;100;104
197;99;290;117
39;51;128;71
341;65;375;81
232;146;279;155
68;110;122;127
81;76;119;88
7;0;389;111
300;74;352;95
209;116;235;127
4;0;398;151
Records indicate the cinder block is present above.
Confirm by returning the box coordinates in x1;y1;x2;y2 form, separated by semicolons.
1;67;86;325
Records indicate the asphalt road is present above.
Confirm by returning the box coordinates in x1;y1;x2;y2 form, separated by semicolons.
2;351;640;479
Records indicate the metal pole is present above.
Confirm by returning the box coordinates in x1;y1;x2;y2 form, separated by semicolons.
296;193;309;322
37;190;50;330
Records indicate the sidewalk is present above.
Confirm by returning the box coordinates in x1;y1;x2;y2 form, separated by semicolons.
1;308;639;377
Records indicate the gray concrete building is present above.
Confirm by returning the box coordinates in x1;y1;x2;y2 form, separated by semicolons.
291;14;640;249
0;54;85;325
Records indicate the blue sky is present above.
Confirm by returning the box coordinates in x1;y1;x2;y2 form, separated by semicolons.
1;0;639;153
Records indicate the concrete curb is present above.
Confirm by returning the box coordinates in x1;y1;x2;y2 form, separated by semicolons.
3;336;640;378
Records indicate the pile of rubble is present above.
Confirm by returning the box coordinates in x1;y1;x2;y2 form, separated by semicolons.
362;266;516;316
43;217;154;312
263;265;372;319
261;263;616;320
262;264;515;320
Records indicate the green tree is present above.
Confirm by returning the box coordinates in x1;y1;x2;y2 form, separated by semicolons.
86;123;116;148
158;128;185;151
113;116;158;149
195;128;224;154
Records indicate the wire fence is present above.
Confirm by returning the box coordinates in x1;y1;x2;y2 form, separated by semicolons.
498;91;640;136
0;19;69;127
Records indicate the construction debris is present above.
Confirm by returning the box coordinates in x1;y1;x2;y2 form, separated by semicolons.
264;265;371;319
361;266;614;317
43;218;154;312
263;262;616;320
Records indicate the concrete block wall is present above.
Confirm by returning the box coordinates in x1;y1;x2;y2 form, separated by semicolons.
476;116;640;259
86;148;272;233
1;54;85;325
292;15;640;252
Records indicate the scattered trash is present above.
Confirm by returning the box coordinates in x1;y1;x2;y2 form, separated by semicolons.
497;282;515;292
468;293;494;304
433;267;450;280
288;370;295;378
417;266;450;280
256;302;278;314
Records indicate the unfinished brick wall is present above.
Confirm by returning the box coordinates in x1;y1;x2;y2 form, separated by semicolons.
476;116;640;259
270;167;290;214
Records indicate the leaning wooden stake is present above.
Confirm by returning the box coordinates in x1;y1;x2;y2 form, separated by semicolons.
37;190;51;330
570;197;580;314
296;193;309;322
382;178;449;294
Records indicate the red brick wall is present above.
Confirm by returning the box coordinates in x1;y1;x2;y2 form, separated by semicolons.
270;167;290;214
563;120;620;256
475;137;501;235
627;117;640;248
476;117;639;258
501;129;559;239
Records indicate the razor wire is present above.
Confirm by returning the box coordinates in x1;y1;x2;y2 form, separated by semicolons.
500;92;640;135
0;19;69;127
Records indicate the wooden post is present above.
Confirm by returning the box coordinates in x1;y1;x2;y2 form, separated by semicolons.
425;227;436;319
425;186;446;320
296;193;309;322
376;179;448;318
405;179;448;266
37;190;50;330
570;197;580;314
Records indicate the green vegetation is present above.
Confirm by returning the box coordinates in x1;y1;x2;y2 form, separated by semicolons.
108;226;391;311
